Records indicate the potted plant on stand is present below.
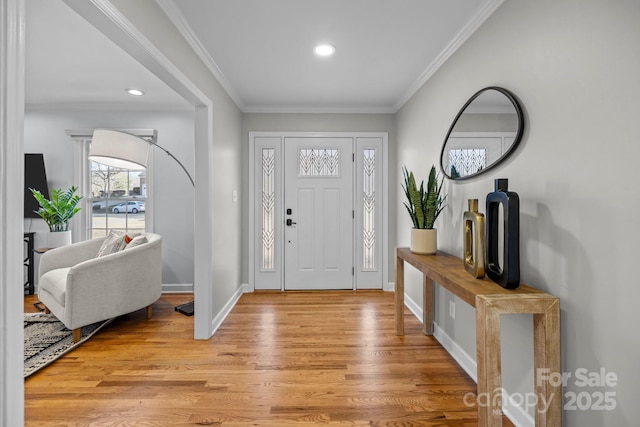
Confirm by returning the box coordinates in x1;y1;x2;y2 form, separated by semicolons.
402;165;446;254
30;186;82;248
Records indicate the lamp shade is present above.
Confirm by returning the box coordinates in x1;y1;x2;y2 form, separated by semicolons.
89;129;150;170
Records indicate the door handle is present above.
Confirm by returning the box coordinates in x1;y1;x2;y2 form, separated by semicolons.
286;219;297;226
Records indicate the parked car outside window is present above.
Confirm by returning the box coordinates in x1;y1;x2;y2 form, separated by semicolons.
111;201;145;214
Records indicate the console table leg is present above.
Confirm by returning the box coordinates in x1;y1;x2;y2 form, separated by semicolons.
423;277;434;335
534;300;562;427
476;297;503;427
395;254;405;335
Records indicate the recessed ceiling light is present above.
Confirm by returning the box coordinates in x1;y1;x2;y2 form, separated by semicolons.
126;88;145;96
314;44;335;57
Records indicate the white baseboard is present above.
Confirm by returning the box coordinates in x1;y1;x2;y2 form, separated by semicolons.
403;291;423;320
35;283;194;295
403;292;533;427
432;323;477;382
161;283;194;293
383;281;395;292
209;284;246;336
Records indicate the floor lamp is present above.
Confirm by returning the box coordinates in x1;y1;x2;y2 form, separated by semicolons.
89;129;195;315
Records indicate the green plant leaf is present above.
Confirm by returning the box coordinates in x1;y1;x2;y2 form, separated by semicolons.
401;166;419;228
31;186;82;232
401;165;447;230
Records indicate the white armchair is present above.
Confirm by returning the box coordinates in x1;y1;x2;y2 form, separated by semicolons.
37;233;162;342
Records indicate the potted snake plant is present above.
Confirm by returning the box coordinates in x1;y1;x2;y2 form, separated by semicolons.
402;165;446;254
31;186;82;248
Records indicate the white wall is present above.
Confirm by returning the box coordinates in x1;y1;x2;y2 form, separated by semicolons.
23;108;195;287
396;0;640;425
241;113;396;286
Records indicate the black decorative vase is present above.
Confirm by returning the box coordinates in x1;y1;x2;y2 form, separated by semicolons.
485;179;520;289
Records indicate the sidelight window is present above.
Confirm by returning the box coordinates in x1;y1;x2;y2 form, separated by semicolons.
261;148;276;271
362;148;376;270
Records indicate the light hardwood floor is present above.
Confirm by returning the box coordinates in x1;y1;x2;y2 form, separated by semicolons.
24;291;514;426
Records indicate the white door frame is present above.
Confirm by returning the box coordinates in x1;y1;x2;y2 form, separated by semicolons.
1;1;26;425
248;131;388;292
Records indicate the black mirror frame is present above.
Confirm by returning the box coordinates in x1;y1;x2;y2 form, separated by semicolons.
440;86;524;181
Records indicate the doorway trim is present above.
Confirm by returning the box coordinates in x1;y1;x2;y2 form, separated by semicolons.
1;1;26;424
248;131;388;292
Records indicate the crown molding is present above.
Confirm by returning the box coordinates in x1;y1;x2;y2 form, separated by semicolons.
64;128;156;138
243;104;396;115
26;102;194;112
156;0;246;111
392;0;505;112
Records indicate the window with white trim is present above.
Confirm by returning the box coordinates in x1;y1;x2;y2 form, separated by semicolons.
67;129;154;241
88;162;147;238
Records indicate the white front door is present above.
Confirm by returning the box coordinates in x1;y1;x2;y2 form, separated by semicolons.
283;137;353;290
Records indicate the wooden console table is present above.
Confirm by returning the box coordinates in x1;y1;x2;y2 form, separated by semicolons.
395;247;561;427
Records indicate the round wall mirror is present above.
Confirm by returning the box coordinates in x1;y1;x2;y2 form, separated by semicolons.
440;86;524;180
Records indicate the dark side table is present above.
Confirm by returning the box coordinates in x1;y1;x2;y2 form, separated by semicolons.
24;232;35;295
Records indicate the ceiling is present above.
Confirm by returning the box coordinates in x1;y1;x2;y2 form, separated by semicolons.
25;0;501;113
25;0;190;110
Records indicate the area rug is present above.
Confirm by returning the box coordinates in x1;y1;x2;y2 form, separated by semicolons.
24;312;112;378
